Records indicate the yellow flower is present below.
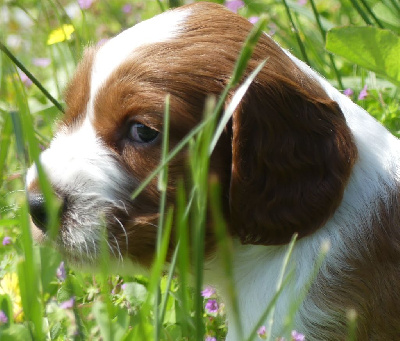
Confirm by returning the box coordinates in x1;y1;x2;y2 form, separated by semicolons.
0;273;23;322
47;24;75;45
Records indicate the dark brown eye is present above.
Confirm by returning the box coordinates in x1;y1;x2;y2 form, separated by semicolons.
128;123;159;144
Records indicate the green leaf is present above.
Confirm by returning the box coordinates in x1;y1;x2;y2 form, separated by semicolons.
0;324;32;341
122;282;147;306
92;301;130;341
40;247;61;296
0;294;13;327
326;27;400;86
373;3;400;30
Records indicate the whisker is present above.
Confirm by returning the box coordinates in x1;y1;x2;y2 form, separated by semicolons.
114;216;129;253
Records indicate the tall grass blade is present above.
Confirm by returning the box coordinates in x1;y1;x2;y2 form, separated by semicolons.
346;0;373;25
281;0;310;65
308;0;344;88
0;41;64;113
210;59;267;153
209;179;244;340
175;181;194;337
131;15;267;201
264;234;298;341
358;0;385;28
0;112;12;188
18;202;44;339
155;95;171;340
13;68;61;241
190;97;219;340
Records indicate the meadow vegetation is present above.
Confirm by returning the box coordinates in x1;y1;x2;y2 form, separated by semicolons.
0;0;399;340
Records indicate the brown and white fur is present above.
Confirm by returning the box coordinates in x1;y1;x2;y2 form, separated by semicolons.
26;2;400;340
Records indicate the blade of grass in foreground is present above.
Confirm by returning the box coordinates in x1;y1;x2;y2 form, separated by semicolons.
244;234;297;341
265;234;297;341
12;67;61;242
209;179;244;340
189;97;219;340
10;73;45;339
155;95;170;340
0;41;64;113
17;201;44;340
130;15;267;201
0;112;12;188
175;181;195;337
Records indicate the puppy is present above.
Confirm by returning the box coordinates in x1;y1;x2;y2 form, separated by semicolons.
26;2;400;340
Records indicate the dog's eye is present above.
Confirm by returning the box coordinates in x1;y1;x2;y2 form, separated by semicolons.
128;122;159;144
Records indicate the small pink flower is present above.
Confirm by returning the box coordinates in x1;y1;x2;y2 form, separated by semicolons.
205;337;217;341
60;297;75;309
0;310;8;324
205;299;219;313
268;23;277;36
122;4;132;14
297;0;307;5
201;286;216;298
248;16;259;24
257;325;267;339
343;88;354;97
358;85;368;100
225;0;245;13
56;261;66;281
291;330;305;341
32;58;51;67
18;70;33;88
97;38;108;47
78;0;94;10
2;236;12;246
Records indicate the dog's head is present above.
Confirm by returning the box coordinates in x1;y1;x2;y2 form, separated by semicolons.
26;2;357;268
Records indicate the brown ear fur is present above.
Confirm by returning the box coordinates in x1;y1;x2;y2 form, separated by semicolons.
229;69;358;245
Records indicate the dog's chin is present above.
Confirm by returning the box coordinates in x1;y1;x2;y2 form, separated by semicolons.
29;218;150;275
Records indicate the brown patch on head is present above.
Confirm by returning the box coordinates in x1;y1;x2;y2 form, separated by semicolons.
61;2;356;264
62;46;98;128
301;187;400;340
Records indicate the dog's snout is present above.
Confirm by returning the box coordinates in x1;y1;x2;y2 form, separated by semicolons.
28;192;48;232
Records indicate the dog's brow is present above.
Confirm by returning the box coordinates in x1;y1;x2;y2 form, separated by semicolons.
87;8;191;123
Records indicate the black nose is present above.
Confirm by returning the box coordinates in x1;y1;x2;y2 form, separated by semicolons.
28;193;48;232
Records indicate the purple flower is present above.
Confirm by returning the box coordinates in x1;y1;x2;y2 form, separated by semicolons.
122;4;132;14
257;325;267;339
78;0;94;10
225;0;245;13
297;0;307;5
32;58;51;68
60;297;75;309
0;310;8;324
291;330;305;341
268;23;277;36
205;299;219;314
248;16;259;24
343;88;354;97
97;38;108;47
201;286;216;298
205;337;217;341
2;236;12;246
18;70;33;88
358;85;368;100
56;261;66;281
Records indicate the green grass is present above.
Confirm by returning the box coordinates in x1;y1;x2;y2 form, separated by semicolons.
0;0;399;340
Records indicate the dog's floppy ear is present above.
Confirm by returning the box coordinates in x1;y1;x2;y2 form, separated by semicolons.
229;69;358;245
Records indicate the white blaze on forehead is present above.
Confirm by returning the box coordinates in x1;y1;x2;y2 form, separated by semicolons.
89;8;191;106
26;117;127;202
